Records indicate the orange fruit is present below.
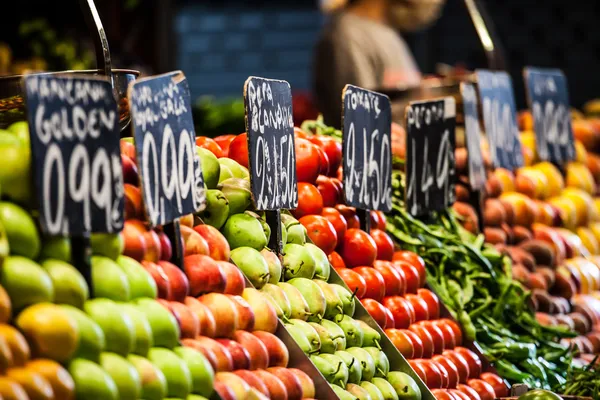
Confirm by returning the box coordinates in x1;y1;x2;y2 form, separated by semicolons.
493;168;515;193
0;377;28;400
566;162;596;194
575;140;588;164
533;161;565;198
6;367;54;399
0;326;29;367
0;336;13;373
577;227;600;256
26;359;75;400
547;196;578;230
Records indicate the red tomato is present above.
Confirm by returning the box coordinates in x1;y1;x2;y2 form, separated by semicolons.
405;294;430;322
417;321;445;354
196;137;224;158
373;260;405;296
450;389;472;400
352;266;386;301
415;359;443;389
214;134;236;155
315;147;330;176
310;136;342;176
335;268;367;298
385;328;414;359
455;348;482;379
370;229;395;261
328;251;346;269
434;360;450;388
375;211;387;230
295;138;321;184
408;360;428;385
480;373;508;398
403;329;424;358
316;175;341;207
370;211;380;230
393;250;427;287
340;229;377;267
330;177;343;196
417;289;440;320
392;260;420;293
227;133;249;168
432;320;457;349
361;298;389;329
383;296;415;329
335;205;360;229
466;379;495;400
408;324;434;358
439;319;463;346
443;350;470;384
299;215;337;254
322;207;347;243
294;126;310;139
293;183;323;219
432;389;455;400
433;355;460;389
382;304;396;329
457;384;481;400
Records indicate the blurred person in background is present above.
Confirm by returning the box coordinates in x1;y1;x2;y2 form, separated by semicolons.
313;0;446;129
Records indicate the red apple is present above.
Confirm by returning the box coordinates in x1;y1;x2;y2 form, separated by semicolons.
197;293;238;338
373;260;405;296
214;381;236;400
252;331;289;367
194;224;231;261
157;299;182;328
180;225;209;256
218;261;245;295
184;297;217;338
142;229;162;262
121;154;139;185
267;367;303;400
141;260;171;299
180;213;195;229
353;266;386;301
157;231;173;261
168;301;199;338
234;370;270;397
242;288;278;333
124;184;144;220
215;372;251;400
252;370;288;400
232;330;269;370
181;338;218;370
123;219;147;261
194;336;234;372
216;339;251;370
158;261;189;302
227;295;255;331
185;254;227;296
288;368;315;399
361;298;389;329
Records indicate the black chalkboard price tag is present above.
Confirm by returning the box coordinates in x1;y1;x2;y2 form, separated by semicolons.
405;97;456;217
128;71;206;227
243;76;298;211
342;85;392;213
476;70;523;171
523;67;575;164
23;74;124;236
460;82;487;191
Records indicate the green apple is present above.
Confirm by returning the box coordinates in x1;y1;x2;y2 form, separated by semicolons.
121;303;153;356
84;298;135;356
42;259;89;308
0;256;53;311
100;352;142;400
174;346;214;397
91;256;131;301
0;201;40;259
0;219;8;265
69;358;119;400
91;233;124;260
148;347;192;398
61;305;105;362
135;298;180;349
39;236;71;263
7;121;30;144
128;354;168;400
116;255;157;299
0;132;32;204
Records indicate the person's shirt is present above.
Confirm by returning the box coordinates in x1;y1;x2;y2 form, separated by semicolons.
313;11;422;128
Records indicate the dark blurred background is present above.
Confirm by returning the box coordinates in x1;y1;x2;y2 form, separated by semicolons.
1;0;599;113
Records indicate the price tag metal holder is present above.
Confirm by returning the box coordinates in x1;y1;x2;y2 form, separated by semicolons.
341;85;393;232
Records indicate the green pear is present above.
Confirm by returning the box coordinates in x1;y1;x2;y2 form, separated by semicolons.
261;250;284;285
286;319;321;353
218;164;234;183
335;315;364;348
371;378;399;400
135;298;180;349
0;201;39;259
347;383;373;400
116;255;158;299
387;372;421;400
360;381;385;400
85;298;135;356
218;178;252;215
121;304;154;356
68;358;119;400
0;220;8;263
286;324;313;354
41;259;88;308
277;282;311;320
357;320;382;349
287;278;326;322
218;158;245;179
230;246;270;288
314;280;343;320
39;236;71;262
91;256;131;301
148;347;192;398
305;243;330;280
336;350;362;384
197;147;220;190
282;244;316;280
286;224;307;245
363;347;389;378
1;256;53;311
261;283;291;319
127;353;168;400
346;348;376;382
330;284;355;317
262;292;285;319
222;214;267;251
310;355;341;383
202;189;229;229
174;346;215;397
188;395;210;400
91;233;123;260
322;319;347;351
308;322;337;354
319;353;349;387
100;352;142;400
331;385;358;400
0;132;32;205
61;305;105;362
281;221;288;245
